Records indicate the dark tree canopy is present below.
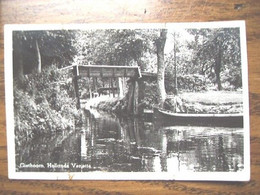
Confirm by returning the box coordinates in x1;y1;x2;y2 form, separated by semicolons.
13;30;76;78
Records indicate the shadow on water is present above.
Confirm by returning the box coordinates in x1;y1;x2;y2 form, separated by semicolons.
16;108;244;173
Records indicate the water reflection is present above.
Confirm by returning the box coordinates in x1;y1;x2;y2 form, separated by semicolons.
16;109;244;173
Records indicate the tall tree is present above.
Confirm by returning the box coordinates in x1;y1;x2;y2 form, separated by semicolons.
173;32;178;94
35;40;41;73
187;28;241;90
13;30;76;78
155;29;167;107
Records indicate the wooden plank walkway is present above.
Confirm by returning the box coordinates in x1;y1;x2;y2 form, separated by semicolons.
70;65;142;78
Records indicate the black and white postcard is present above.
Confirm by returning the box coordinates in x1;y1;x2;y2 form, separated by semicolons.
5;21;250;181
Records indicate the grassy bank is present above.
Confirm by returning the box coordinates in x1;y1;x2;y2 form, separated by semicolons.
88;90;244;115
166;91;243;114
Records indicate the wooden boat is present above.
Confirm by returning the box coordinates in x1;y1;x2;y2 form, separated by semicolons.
153;107;243;128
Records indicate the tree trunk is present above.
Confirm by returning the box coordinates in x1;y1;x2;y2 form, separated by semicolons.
215;47;222;90
16;49;24;80
156;29;167;108
173;32;178;95
35;40;41;73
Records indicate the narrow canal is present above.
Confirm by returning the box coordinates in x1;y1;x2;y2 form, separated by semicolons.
16;108;244;173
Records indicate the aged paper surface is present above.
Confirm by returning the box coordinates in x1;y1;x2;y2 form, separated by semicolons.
5;21;250;180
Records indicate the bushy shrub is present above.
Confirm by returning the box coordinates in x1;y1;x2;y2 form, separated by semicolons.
164;96;185;112
141;81;158;109
176;74;208;92
140;74;208;109
221;68;242;90
14;65;80;144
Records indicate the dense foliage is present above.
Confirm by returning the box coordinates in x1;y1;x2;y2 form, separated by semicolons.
72;29;157;69
13;26;243;117
14;66;80;145
186;28;242;90
13;27;243;95
13;30;76;77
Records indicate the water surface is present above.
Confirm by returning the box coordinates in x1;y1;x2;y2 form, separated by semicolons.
16;109;244;173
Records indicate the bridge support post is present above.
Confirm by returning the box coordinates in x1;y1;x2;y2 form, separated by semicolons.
137;79;145;115
111;78;115;97
89;78;92;99
127;79;144;116
73;66;81;109
133;81;139;115
117;77;124;98
127;81;134;114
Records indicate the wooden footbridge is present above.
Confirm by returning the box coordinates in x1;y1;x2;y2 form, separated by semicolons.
62;65;145;115
75;65;142;78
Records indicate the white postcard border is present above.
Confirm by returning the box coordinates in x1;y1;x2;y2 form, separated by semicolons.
4;21;250;181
